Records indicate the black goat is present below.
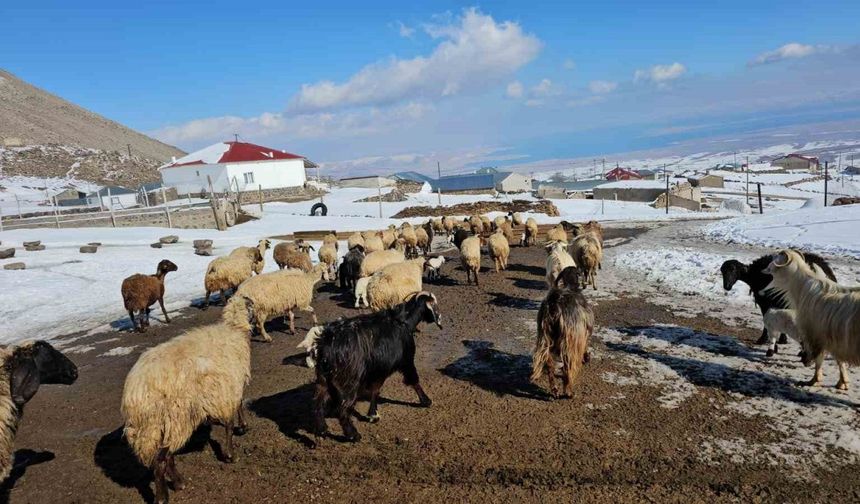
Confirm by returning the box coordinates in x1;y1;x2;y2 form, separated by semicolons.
312;292;442;444
452;228;472;250
339;245;365;292
720;252;836;351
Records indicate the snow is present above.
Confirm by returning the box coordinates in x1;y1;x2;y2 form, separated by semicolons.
704;204;860;259
598;326;860;476
1;175;100;214
613;247;756;304
163;142;229;167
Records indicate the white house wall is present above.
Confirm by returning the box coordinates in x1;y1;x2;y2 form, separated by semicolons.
160;164;229;195
224;159;307;191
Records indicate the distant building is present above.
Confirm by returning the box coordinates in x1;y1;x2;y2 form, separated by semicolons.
475;167;499;175
771;154;819;173
391;171;434;184
86;186;138;209
159;140;315;195
339;175;397;188
53;188;87;201
535;179;605;198
593;180;666;202
429;171;531;194
843;165;860;175
636;169;659;180
605;167;643;181
688;173;724;188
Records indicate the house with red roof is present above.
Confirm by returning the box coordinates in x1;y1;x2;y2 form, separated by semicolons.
159;140;317;195
604;167;643;181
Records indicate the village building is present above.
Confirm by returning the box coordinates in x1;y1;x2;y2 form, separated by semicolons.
86;186;138;209
429;171;532;194
771;154;820;173
339;175;397;188
159;140;315;195
605;167;643;181
688;173;725;188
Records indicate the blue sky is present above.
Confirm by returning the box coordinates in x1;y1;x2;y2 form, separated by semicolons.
3;1;860;176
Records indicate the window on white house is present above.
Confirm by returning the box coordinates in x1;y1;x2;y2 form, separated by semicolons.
243;172;255;184
196;170;200;176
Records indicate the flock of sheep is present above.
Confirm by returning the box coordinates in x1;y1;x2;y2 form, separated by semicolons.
2;209;858;504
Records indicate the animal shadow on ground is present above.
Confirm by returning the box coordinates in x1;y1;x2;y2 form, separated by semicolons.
440;340;548;400
506;263;545;276
250;384;318;447
487;291;541;310
94;425;214;503
606;329;857;409
512;278;546;290
0;450;55;503
617;325;776;363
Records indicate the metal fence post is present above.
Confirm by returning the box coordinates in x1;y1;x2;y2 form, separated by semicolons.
259;184;264;213
0;203;4;232
757;183;763;214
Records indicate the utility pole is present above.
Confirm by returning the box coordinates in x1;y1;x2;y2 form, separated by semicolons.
376;176;383;218
436;161;442;206
824;161;829;206
602;158;606;179
664;164;669;214
745;156;750;206
233;133;239;142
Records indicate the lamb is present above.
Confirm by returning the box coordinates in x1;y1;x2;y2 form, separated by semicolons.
363;234;385;254
322;232;339;251
424;256;446;281
367;259;425;311
508;211;524;227
121;295;255;504
546;224;568;244
720;252;836;346
466;215;484;235
121;259;178;332
0;341;77;483
312;292;441;444
229;239;271;274
430;218;445;234
415;226;431;255
380;227;398;249
273;241;313;272
480;215;492;232
339;245;365;292
347;232;365;251
234;265;327;340
359;249;405;277
493;215;507;231
499;218;515;242
532;267;594;399
487;229;510;272
569;233;602;290
296;325;324;368
318;243;338;281
354;276;371;308
203;251;262;308
545;241;576;289
460;235;482;286
762;309;798;357
764;249;859;390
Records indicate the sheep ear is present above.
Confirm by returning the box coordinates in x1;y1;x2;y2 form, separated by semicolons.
11;358;40;407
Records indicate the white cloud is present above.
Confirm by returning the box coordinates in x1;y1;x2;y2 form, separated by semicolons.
566;95;606;108
394;21;415;38
524;99;544;107
531;78;555;97
289;8;541;112
563;58;576;70
506;81;524;98
151;102;434;147
749;42;833;66
588;80;618;94
634;62;687;83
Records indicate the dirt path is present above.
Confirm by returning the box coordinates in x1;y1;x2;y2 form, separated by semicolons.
6;223;860;503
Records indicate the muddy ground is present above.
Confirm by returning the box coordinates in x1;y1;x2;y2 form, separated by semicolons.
5;224;860;503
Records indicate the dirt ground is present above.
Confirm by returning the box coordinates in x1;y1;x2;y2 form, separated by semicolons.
5;224;860;503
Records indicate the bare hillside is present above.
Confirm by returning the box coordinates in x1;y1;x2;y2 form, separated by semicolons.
0;69;184;186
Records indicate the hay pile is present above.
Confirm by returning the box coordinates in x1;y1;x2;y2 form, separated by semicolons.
393;199;559;218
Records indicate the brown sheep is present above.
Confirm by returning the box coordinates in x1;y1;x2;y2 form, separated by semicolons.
274;242;313;271
121;259;179;332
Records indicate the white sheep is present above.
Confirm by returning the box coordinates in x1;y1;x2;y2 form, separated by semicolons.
545;241;576;289
363;234;385;254
487;230;510;272
546;225;567;244
347;232;365;250
360;248;405;277
318;243;338;281
765;249;859;390
234;264;327;340
354;276;372;308
229;239;271;274
460;235;482;286
297;325;324;368
424;256;446;281
203;252;262;308
121;295;255;504
367;259;425;311
322;232;339;251
569;232;602;290
522;217;539;247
